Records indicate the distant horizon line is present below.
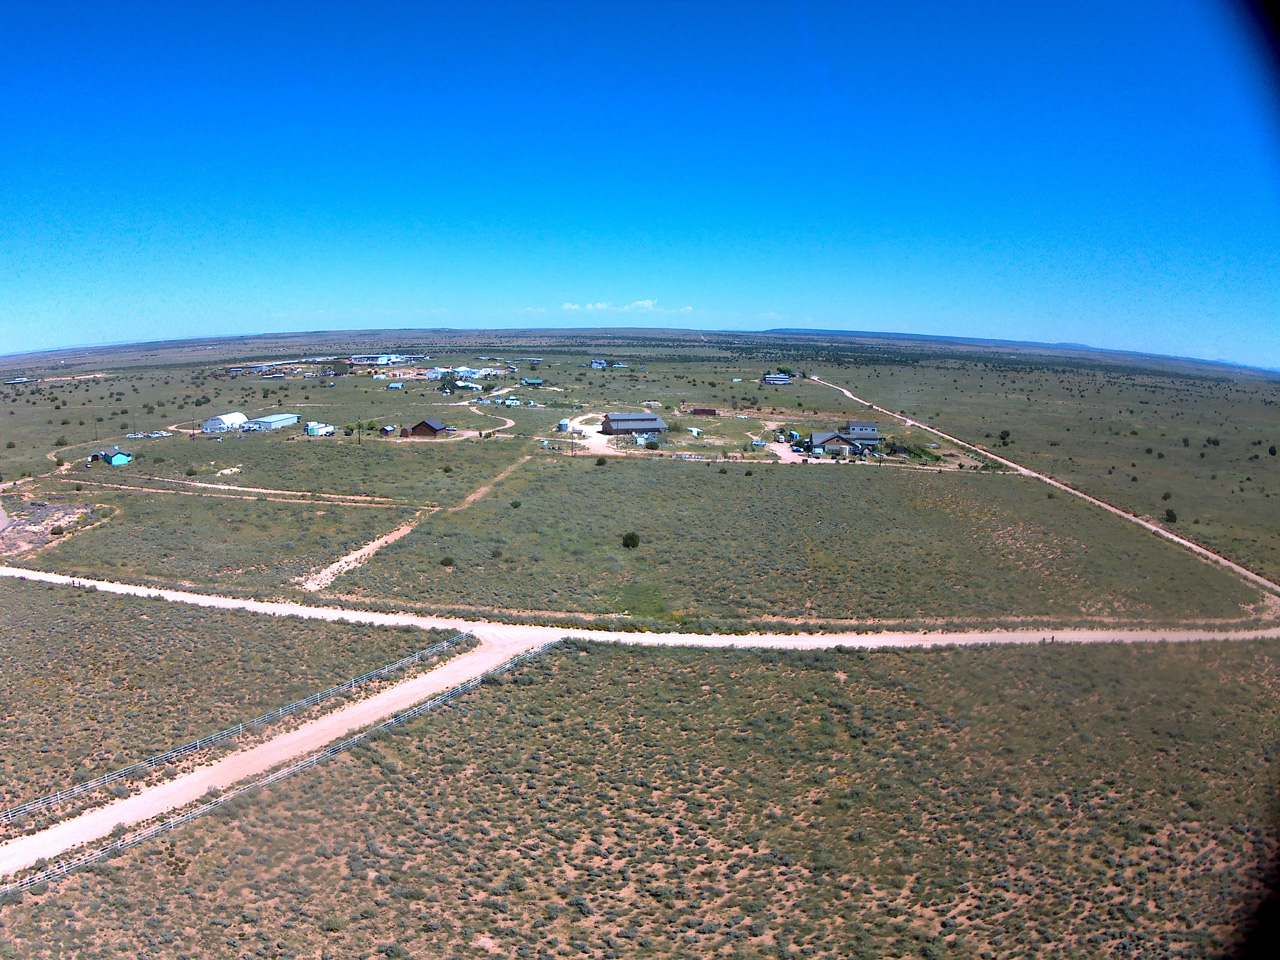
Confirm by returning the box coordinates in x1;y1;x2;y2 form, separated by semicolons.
0;324;1276;378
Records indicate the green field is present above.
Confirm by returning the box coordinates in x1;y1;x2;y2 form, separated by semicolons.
2;638;1272;958
0;579;456;808
343;454;1265;628
4;333;1275;630
805;356;1280;583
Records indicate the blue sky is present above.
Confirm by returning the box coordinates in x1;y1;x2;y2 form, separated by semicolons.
1;1;1278;366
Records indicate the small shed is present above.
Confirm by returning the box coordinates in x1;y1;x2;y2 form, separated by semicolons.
88;447;133;466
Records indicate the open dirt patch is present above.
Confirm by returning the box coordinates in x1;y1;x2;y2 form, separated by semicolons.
0;499;92;556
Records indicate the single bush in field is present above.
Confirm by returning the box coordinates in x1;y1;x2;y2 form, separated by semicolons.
622;532;640;549
596;456;607;466
440;556;455;567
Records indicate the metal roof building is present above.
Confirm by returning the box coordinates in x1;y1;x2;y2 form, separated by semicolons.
244;413;300;431
201;411;248;433
601;412;668;435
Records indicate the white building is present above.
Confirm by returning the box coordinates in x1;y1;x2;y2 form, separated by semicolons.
305;421;335;436
244;413;300;431
202;412;248;433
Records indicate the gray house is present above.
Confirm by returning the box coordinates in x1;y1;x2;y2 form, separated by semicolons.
809;421;881;456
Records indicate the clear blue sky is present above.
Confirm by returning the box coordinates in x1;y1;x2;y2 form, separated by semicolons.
1;1;1278;366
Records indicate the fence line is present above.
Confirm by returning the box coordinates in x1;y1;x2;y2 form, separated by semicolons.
0;638;562;896
0;632;474;825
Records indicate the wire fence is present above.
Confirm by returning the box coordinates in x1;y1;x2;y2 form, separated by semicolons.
0;637;561;897
0;631;474;826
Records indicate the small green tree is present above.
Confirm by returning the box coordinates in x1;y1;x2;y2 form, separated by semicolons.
621;532;640;549
1165;508;1177;523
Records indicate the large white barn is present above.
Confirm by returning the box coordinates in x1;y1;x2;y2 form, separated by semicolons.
202;412;248;433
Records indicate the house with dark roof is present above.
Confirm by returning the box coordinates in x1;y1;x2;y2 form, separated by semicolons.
809;421;881;456
402;418;448;437
600;412;668;436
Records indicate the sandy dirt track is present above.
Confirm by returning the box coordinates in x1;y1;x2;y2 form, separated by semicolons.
809;377;1280;597
2;562;1280;877
448;456;531;512
0;630;546;878
297;512;430;591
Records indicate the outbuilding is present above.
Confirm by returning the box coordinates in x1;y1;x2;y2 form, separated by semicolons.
202;412;248;433
601;412;668;436
88;447;133;466
402;418;448;437
244;413;300;431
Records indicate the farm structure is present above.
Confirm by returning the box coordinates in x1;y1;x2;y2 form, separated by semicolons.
600;412;668;436
244;414;300;431
762;373;792;385
402;418;448;438
87;447;133;466
305;421;335;437
201;412;248;433
690;408;717;416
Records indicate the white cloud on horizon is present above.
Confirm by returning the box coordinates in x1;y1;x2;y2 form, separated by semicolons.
561;300;693;313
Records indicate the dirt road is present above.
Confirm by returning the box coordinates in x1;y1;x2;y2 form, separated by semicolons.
297;511;431;591
0;631;547;878
808;377;1280;597
2;561;1279;878
448;456;531;512
3;565;1277;650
